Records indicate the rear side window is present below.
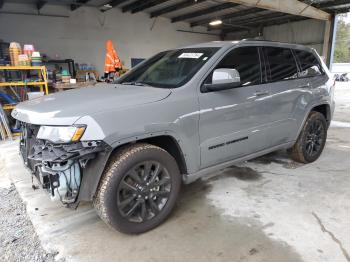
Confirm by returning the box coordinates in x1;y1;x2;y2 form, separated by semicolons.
294;50;323;77
263;47;298;82
212;46;261;86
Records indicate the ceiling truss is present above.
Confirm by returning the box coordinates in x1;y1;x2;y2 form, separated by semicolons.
1;0;348;37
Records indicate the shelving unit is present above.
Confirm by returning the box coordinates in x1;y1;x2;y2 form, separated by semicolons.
0;66;49;95
0;66;49;138
0;66;49;112
2;104;16;110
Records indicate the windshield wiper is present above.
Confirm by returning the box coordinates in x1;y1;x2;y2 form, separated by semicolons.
121;81;151;87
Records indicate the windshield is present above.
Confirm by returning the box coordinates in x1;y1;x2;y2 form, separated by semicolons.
118;47;219;88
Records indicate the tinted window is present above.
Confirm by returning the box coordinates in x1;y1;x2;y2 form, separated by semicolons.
264;47;298;82
118;48;219;88
210;47;261;86
294;50;323;77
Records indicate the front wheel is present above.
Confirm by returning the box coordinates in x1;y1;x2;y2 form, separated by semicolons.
93;143;181;234
289;111;327;163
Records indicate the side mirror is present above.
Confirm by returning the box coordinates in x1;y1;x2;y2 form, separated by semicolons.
203;68;241;92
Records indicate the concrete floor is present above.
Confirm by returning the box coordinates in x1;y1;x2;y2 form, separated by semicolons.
1;83;350;262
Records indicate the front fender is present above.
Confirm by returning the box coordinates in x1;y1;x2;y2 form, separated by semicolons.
74;89;200;174
76;88;201;201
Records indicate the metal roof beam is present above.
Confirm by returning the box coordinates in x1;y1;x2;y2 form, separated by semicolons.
331;6;350;13
208;12;284;30
171;2;239;23
104;0;129;8
131;0;169;13
318;0;350;9
223;0;330;20
100;0;129;12
36;1;47;10
260;16;310;27
207;23;255;31
210;23;255;30
71;0;90;11
235;12;291;25
190;7;264;27
223;15;309;34
243;13;296;25
150;0;206;18
122;0;143;12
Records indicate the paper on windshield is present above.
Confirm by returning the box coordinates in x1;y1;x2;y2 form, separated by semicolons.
178;53;203;59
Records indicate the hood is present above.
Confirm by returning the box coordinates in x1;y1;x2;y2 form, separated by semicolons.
12;83;171;125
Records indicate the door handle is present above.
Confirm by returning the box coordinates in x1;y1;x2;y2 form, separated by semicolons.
254;91;269;96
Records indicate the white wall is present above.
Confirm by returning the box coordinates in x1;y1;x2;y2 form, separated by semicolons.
0;3;218;73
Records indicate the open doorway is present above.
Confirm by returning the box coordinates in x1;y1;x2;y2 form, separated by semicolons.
331;13;350;82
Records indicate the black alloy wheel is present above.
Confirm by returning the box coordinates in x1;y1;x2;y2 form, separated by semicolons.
304;119;325;158
117;161;171;223
94;143;181;234
289;111;327;163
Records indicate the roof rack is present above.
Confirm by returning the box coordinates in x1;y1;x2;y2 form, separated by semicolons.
241;38;306;46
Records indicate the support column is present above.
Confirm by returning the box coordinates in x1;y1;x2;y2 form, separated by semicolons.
322;19;332;63
328;15;338;70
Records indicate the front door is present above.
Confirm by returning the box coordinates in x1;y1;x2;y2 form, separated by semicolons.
198;46;272;169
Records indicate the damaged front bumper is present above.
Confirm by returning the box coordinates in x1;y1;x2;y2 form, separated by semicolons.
20;123;111;205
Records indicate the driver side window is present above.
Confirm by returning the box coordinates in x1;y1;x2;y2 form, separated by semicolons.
206;47;262;87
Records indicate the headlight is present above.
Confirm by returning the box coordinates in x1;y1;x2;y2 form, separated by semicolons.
37;125;86;143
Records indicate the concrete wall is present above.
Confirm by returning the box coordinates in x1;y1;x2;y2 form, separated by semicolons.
226;19;326;55
263;19;326;54
0;3;218;74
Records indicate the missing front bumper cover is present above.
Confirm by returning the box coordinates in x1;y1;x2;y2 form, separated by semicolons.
21;133;109;205
28;140;108;163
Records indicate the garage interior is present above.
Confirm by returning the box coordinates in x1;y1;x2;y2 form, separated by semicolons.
0;0;350;261
0;0;347;71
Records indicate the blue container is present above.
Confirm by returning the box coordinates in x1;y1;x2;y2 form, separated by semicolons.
32;61;42;66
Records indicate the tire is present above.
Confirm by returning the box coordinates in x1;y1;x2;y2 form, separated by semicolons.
289;111;327;163
93;143;181;234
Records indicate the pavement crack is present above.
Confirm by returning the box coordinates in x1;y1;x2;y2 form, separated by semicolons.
260;171;289;176
312;212;350;262
256;180;271;188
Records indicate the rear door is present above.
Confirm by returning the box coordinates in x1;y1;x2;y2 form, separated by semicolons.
198;46;272;169
262;46;304;147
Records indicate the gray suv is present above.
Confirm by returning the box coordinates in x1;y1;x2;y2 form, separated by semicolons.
12;40;335;234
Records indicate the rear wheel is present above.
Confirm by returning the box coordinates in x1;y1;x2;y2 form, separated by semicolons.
93;143;181;234
289;111;327;163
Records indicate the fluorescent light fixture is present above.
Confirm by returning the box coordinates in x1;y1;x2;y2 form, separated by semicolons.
100;3;112;11
209;19;222;26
